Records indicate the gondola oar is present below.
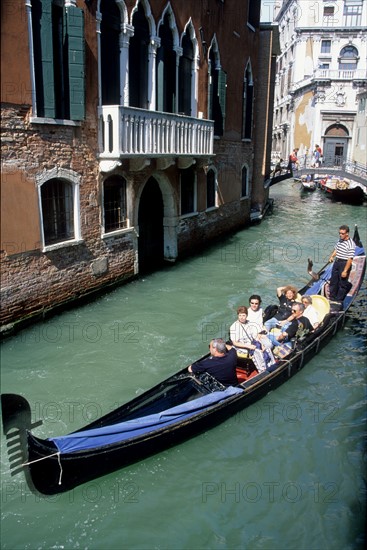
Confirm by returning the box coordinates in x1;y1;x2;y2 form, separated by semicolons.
307;258;331;281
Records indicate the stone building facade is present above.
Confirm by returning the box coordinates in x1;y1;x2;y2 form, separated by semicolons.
1;0;278;332
272;0;367;167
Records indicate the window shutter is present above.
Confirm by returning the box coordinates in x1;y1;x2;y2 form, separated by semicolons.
218;69;227;129
66;6;85;120
40;0;56;118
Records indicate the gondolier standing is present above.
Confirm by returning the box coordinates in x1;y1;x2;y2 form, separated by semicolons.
328;225;356;303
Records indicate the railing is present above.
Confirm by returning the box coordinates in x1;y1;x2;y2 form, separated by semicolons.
313;69;367;81
98;106;214;158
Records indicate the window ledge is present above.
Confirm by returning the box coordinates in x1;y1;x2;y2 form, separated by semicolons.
102;227;134;239
30;117;81;127
42;238;84;253
205;206;218;212
180;211;198;220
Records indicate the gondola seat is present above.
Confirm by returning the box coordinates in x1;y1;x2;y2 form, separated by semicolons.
309;294;330;323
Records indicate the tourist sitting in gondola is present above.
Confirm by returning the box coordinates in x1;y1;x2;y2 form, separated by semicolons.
301;296;319;328
266;303;313;349
247;294;266;335
264;285;298;332
230;306;264;354
188;338;238;387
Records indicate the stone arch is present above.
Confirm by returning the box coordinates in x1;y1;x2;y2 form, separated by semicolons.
130;0;156;36
135;173;178;263
157;2;180;48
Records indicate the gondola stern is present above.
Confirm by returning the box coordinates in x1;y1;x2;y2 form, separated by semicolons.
1;393;44;496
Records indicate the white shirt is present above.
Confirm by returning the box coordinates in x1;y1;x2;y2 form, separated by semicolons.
230;320;258;345
304;305;319;327
247;308;264;336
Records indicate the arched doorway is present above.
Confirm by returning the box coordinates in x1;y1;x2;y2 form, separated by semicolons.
323;124;349;167
138;178;164;273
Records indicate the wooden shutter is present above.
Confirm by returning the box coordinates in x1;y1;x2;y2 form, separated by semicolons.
39;0;55;118
66;6;85;120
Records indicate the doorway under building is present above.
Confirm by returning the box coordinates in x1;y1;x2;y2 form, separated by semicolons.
138;177;164;274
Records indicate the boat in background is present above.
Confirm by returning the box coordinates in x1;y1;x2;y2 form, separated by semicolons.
319;176;366;205
1;227;365;495
294;174;317;192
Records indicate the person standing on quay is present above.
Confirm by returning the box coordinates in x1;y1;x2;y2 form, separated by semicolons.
328;225;356;304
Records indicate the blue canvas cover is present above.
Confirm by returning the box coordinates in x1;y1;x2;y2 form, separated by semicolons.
50;386;244;454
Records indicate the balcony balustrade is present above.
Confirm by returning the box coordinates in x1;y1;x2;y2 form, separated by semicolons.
98;106;214;159
314;69;367;81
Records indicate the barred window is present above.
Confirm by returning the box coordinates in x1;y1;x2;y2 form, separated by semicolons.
206;169;217;209
103;176;127;233
41;179;74;245
241;166;249;198
180;167;196;215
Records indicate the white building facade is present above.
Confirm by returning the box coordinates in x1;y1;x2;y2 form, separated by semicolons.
272;0;367;169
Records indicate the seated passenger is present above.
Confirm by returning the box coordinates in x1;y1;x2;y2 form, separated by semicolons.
264;285;298;332
247;295;266;335
267;303;313;348
301;296;319;328
188;338;238;386
230;306;261;353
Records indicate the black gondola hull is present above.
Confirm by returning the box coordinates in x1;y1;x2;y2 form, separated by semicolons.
2;244;365;495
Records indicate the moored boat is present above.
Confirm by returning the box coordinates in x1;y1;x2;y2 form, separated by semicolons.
1;228;365;495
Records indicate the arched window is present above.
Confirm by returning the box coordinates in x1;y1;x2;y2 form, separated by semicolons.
101;0;121;105
206;169;217;209
178;33;194;115
103;176;127;233
129;3;150;109
208;40;226;137
241;166;249;198
338;45;358;71
243;62;254;140
156;12;177;113
41;179;75;245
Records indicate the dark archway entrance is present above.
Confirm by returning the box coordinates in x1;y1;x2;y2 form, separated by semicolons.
138;178;164;274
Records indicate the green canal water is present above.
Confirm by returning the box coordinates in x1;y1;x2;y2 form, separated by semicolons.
1;181;366;549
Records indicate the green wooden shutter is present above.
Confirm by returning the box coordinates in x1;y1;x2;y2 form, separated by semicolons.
40;0;55;118
66;6;85;120
218;69;227;132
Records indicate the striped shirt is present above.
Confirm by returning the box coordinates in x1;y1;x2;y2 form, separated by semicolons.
334;238;356;260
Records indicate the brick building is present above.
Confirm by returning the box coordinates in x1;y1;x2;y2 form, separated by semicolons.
1;0;279;333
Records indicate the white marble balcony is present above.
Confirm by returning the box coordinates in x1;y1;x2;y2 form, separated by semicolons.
98;106;214;160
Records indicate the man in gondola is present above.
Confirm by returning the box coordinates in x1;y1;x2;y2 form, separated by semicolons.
328;225;356;305
188;338;238;386
266;303;313;348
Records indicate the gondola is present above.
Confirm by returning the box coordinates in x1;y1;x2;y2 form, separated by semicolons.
1;227;365;496
319;177;366;205
296;175;317;192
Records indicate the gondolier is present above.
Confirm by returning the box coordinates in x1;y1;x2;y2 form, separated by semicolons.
328;225;356;303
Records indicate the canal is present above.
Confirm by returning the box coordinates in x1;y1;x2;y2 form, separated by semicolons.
1;180;366;549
